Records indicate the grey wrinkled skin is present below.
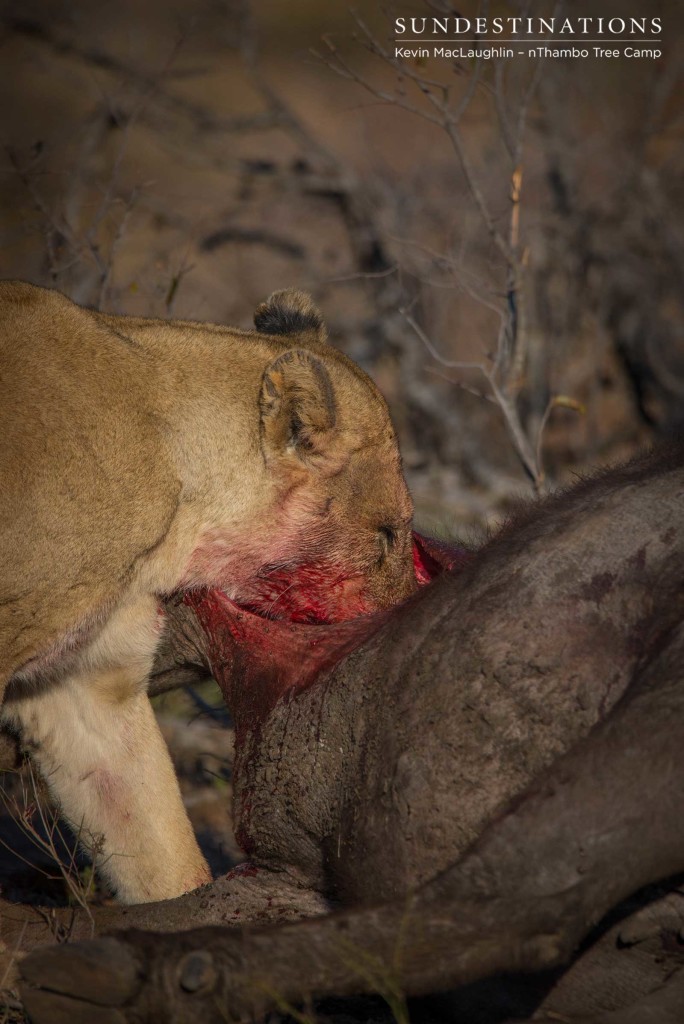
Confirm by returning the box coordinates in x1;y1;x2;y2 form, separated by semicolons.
12;443;684;1023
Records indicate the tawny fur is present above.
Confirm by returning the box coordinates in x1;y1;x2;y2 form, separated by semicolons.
0;282;415;903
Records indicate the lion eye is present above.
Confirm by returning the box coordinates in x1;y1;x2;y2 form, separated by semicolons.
378;526;397;561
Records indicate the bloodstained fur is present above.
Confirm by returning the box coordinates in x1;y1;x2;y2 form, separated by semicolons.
185;531;469;741
186;531;469;857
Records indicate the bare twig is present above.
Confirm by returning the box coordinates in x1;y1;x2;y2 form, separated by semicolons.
312;12;554;489
0;760;108;933
400;306;541;487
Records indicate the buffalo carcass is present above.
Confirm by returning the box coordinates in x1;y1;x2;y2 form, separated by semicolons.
15;442;684;1023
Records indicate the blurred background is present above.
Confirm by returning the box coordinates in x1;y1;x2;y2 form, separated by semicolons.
1;0;683;531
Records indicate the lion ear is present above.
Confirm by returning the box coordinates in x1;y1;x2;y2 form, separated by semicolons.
254;289;328;346
259;349;337;464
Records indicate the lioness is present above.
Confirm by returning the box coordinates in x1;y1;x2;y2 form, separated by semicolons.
0;282;416;903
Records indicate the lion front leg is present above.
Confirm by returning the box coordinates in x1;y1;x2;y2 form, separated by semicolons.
2;596;211;904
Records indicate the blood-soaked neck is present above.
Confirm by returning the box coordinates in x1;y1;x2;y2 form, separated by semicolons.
187;532;470;739
185;588;387;740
